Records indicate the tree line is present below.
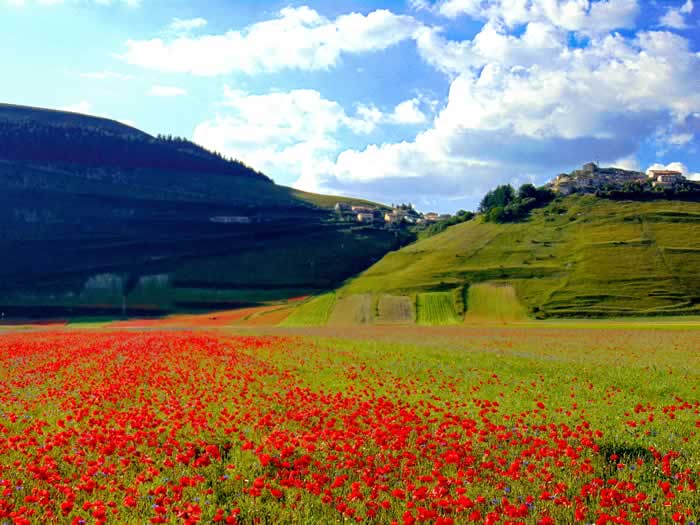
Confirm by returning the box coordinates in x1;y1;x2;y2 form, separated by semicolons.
0;121;269;181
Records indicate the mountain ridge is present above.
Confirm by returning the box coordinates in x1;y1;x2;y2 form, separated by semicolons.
0;103;406;317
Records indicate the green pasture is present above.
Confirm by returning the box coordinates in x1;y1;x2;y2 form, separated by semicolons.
340;195;700;318
280;293;336;327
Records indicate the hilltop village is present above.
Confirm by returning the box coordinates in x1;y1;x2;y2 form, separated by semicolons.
333;202;452;227
548;162;690;195
333;162;696;230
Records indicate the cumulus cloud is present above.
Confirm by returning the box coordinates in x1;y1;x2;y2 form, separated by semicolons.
417;20;566;76
147;85;187;97
119;6;425;75
437;0;640;35
612;156;641;171
127;3;696;209
193;88;384;184
168;17;207;33
660;0;694;29
295;26;700;208
390;98;428;124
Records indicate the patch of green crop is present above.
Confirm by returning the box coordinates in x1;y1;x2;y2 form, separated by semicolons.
416;292;461;325
280;293;336;327
465;283;527;322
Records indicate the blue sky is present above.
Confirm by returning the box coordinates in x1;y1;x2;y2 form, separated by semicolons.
2;0;699;211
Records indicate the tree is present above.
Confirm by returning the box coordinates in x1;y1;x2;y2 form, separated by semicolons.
479;185;515;213
517;183;538;201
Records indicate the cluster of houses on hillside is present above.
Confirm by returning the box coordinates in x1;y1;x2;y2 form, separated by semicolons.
334;202;451;227
549;162;689;195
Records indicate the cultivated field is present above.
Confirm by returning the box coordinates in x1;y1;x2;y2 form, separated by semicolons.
341;196;700;318
417;292;462;325
328;294;374;325
0;320;698;524
465;284;528;323
376;294;415;324
280;293;336;327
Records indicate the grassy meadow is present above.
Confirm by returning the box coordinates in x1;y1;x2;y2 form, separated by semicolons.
339;195;700;319
0;320;698;524
280;292;336;327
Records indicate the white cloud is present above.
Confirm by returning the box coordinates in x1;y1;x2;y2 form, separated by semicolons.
147;85;187;97
612;155;640;171
660;0;694;29
409;0;432;11
193;88;383;184
119;6;424;75
294;27;700;207
390;98;428;124
168;17;207;33
95;2;698;209
668;133;694;146
80;70;134;80
437;0;640;36
60;100;92;114
417;20;571;77
352;104;384;133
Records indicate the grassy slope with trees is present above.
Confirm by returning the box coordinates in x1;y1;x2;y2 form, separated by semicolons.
0;104;406;316
340;195;700;318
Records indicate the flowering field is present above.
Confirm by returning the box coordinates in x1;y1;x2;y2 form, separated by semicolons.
0;328;698;524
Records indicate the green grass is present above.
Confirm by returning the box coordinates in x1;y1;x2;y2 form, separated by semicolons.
341;195;700;318
242;323;700;522
173;228;402;290
416;292;461;325
465;283;527;322
5;319;700;522
279;293;336;326
2;226;402;315
66;316;115;328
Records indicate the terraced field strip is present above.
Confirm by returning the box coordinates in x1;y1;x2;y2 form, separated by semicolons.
465;283;528;322
416;292;461;325
328;294;374;325
280;293;336;326
376;294;415;324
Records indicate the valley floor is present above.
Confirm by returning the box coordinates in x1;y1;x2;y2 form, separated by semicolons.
0;314;698;524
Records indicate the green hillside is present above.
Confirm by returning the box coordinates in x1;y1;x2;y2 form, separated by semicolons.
280;293;336;327
337;195;700;319
0;104;404;317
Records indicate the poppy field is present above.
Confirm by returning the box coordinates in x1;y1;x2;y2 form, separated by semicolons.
0;326;698;524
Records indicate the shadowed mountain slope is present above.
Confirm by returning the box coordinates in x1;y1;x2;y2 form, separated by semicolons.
0;104;405;316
